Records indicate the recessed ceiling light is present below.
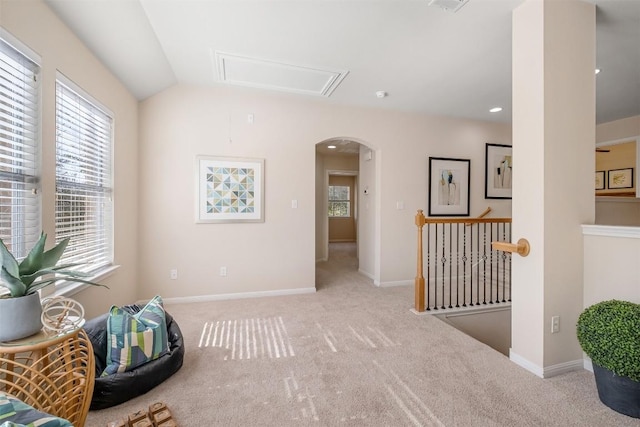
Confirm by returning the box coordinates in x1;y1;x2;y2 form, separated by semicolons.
328;145;337;149
489;107;503;113
595;68;601;75
375;91;387;98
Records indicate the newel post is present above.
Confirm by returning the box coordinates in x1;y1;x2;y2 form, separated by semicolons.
414;209;426;312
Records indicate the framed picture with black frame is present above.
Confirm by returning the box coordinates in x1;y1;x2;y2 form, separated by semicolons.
484;143;512;199
607;168;634;189
428;157;471;216
595;170;605;191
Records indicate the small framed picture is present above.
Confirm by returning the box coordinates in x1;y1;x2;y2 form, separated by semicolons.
196;156;265;223
428;157;471;216
595;171;605;190
607;168;634;189
485;143;512;199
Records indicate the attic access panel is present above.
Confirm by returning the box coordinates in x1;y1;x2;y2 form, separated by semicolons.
214;51;348;97
428;0;470;12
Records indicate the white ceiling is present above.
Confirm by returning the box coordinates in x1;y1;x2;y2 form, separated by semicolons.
44;0;639;125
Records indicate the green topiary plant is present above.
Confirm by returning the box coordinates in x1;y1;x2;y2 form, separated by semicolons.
0;232;106;298
576;299;640;382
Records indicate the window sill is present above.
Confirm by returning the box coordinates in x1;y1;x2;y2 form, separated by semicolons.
52;264;120;298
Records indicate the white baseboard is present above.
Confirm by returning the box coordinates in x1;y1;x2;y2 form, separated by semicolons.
410;304;510;317
510;350;544;378
160;287;317;305
357;268;377;283
510;350;584;378
543;359;584;378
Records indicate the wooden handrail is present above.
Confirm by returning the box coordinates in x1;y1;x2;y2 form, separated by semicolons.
492;238;530;257
466;207;492;226
417;216;512;225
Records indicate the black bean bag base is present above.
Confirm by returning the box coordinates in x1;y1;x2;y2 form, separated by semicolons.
83;304;185;410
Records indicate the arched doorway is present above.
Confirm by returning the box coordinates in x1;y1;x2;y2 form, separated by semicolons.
315;137;378;286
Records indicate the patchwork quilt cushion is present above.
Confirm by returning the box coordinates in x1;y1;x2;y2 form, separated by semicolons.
103;295;169;376
0;393;71;427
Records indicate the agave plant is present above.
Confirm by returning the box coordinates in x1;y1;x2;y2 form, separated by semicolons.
0;233;106;298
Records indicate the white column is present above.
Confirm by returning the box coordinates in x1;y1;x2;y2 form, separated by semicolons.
511;0;595;377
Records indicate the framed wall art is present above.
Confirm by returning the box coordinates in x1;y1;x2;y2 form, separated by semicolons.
595;171;605;191
196;156;265;223
428;157;470;216
485;143;512;199
607;168;634;189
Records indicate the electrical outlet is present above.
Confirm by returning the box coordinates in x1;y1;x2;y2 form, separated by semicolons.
551;315;560;333
170;269;178;280
220;266;227;277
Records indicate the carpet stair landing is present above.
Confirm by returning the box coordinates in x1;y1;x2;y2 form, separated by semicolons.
107;402;177;427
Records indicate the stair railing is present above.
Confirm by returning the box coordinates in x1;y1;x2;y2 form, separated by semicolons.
414;209;513;312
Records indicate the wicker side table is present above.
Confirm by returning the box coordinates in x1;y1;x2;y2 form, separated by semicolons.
0;328;95;426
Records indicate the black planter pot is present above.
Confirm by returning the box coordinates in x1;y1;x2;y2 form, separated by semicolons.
593;363;640;418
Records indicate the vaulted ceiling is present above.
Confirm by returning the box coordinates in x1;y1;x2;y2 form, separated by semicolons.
45;0;639;125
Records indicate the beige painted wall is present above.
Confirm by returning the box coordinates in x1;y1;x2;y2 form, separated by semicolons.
138;84;512;298
583;227;640;306
0;0;139;318
594;116;640;222
315;154;326;261
596;115;640;143
596;198;640;226
358;145;378;281
595;141;636;196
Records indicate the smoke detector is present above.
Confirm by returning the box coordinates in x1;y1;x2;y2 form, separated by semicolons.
428;0;470;13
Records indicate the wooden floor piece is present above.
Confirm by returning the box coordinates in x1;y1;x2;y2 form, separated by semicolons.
107;402;177;427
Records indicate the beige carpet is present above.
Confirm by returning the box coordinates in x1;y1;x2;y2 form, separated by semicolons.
86;243;639;426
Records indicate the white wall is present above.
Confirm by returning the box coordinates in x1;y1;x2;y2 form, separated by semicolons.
315;153;326;262
511;0;595;376
138;84;511;300
0;0;140;318
359;145;378;281
582;226;640;306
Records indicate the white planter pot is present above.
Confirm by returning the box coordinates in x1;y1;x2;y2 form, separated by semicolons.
0;293;43;342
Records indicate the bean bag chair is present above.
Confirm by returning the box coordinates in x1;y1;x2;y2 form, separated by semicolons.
83;302;184;410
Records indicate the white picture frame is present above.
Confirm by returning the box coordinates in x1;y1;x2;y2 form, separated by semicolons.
196;156;265;223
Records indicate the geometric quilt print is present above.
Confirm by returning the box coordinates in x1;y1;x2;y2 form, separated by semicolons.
206;167;255;214
197;156;264;223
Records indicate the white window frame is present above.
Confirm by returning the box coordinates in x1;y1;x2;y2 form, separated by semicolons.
0;29;41;261
54;73;114;293
328;185;351;218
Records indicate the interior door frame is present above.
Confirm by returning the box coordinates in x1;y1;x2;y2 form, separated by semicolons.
324;169;359;261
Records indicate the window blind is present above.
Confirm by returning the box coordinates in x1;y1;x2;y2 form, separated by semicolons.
328;185;350;217
0;38;40;258
55;80;112;274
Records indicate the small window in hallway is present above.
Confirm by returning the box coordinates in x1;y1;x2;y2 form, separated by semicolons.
328;185;350;217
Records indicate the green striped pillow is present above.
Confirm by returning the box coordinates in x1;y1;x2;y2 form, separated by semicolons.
102;295;169;376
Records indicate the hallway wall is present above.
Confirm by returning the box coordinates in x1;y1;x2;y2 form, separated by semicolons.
138;84;512;300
